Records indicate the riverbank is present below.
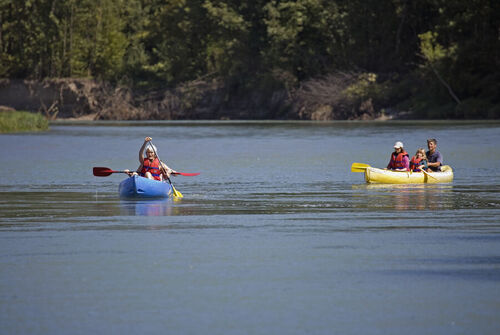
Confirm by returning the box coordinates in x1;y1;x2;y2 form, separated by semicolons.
1;77;498;121
0;109;49;133
0;77;408;121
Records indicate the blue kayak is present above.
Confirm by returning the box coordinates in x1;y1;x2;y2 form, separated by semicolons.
119;175;173;198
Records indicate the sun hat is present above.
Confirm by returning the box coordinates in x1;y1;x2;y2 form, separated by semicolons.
393;141;404;149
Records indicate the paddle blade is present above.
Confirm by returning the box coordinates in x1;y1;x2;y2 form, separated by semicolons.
422;169;438;180
93;167;128;177
172;172;200;176
172;186;183;198
93;167;114;177
351;163;371;173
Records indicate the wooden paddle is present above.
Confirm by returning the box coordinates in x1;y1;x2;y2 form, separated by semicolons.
149;140;183;198
421;169;438;180
93;167;199;177
351;162;370;172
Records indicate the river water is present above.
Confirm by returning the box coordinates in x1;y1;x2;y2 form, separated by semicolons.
1;121;499;334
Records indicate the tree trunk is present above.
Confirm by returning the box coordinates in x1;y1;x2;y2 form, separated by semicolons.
395;0;408;55
69;3;74;76
430;63;461;104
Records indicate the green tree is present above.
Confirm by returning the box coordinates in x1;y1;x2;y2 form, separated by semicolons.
70;0;128;80
0;0;63;78
139;0;209;85
263;0;348;80
203;0;251;77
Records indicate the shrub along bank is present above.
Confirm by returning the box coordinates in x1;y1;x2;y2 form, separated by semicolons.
0;110;49;133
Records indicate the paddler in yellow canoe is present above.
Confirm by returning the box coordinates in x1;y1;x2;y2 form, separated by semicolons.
386;141;410;171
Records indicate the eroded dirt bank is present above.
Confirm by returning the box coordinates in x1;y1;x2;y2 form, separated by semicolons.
0;78;385;121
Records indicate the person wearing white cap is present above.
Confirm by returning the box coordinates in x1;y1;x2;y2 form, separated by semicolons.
386;141;410;171
125;137;176;180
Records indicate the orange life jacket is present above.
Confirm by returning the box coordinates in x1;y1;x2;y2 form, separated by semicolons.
389;151;409;170
410;156;426;172
141;158;162;181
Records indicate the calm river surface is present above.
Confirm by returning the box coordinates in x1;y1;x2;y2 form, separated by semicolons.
1;121;500;334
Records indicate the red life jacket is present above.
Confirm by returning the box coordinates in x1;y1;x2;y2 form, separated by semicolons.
410;156;424;172
141;158;162;181
389;151;409;170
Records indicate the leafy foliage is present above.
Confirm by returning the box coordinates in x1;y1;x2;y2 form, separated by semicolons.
0;0;498;118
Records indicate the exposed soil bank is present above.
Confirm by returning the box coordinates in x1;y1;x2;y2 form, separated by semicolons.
0;78;395;121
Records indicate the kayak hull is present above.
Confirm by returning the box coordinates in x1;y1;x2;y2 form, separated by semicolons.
365;165;453;184
119;175;172;198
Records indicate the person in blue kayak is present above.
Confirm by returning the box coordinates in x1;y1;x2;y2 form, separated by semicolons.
426;138;443;171
386;141;410;171
125;137;176;180
410;148;428;172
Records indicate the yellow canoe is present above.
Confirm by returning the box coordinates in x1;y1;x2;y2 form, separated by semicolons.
364;165;454;184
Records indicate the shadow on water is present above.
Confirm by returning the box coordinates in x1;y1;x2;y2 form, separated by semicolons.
384;268;500;282
382;256;500;282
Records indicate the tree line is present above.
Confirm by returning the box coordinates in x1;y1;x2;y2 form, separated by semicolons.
1;0;499;119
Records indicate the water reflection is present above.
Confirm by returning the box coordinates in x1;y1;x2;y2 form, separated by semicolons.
119;198;175;216
351;184;454;211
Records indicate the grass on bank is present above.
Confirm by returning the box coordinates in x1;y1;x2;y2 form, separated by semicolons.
0;110;49;133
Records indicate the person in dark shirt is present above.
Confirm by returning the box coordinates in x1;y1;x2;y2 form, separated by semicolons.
426;138;443;171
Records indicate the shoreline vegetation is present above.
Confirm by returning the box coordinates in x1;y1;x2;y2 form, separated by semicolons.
1;75;498;122
0;109;49;133
0;2;498;121
0;76;400;121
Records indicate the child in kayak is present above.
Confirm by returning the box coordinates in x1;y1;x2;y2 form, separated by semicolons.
125;137;176;180
410;148;428;172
